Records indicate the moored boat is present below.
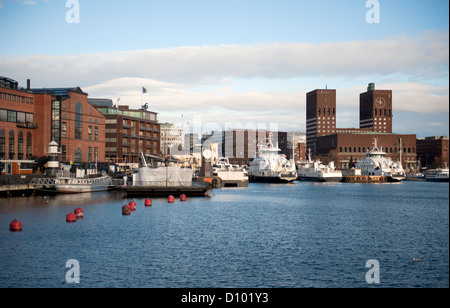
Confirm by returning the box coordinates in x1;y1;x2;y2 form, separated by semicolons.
248;134;297;183
296;149;342;182
54;169;112;194
426;168;449;182
351;138;405;183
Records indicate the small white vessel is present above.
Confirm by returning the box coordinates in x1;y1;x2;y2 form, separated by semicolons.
212;157;248;188
248;134;297;183
426;168;449;182
355;138;405;182
55;169;112;194
297;149;342;182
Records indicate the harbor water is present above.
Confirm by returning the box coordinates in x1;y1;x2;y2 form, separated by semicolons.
0;181;448;288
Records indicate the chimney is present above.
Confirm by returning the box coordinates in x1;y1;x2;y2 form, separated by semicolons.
27;79;31;91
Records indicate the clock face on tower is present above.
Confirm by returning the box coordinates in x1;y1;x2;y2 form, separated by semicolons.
375;97;386;108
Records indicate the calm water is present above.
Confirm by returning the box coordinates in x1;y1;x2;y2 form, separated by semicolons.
0;181;448;288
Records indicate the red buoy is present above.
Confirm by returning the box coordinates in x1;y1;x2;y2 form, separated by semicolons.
180;194;187;202
66;213;77;223
10;219;22;232
145;199;152;207
74;208;84;219
122;205;131;216
168;195;175;203
129;201;136;211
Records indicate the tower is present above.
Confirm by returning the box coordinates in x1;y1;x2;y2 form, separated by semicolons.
306;89;337;156
46;139;61;175
360;83;393;133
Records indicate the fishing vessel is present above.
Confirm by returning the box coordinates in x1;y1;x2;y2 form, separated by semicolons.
346;138;405;183
54;169;112;194
248;134;297;183
212;157;248;188
297;149;342;182
426;168;449;182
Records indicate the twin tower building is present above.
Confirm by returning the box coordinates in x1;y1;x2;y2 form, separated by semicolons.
306;83;417;171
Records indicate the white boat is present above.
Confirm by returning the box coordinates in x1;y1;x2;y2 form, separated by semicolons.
248;134;297;183
297;149;342;182
354;138;406;182
54;169;112;194
212;157;248;188
426;168;449;182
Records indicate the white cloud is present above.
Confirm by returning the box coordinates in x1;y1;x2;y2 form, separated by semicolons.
1;31;448;134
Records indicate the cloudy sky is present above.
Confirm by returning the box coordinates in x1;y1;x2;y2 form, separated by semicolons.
0;0;448;137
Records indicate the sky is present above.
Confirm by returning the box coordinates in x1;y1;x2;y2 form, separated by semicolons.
0;0;449;138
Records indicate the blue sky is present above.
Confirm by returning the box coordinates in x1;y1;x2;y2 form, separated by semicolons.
0;0;449;137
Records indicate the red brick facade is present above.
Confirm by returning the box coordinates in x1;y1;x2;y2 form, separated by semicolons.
1;77;106;164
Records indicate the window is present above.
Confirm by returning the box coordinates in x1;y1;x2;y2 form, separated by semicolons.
62;122;67;138
88;126;93;141
26;133;32;159
88;147;92;162
94;148;98;162
0;109;6;122
62;145;67;162
18;131;24;160
75;148;82;163
8;130;15;159
94;127;98;141
0;130;5;159
7;110;17;123
75;102;83;140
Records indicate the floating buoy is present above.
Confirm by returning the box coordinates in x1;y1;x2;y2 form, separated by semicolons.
168;195;175;203
145;199;152;207
10;219;23;232
66;213;77;223
180;194;187;202
74;208;84;219
122;205;131;216
129;201;137;211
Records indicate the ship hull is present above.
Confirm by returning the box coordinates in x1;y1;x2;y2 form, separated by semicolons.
249;175;296;183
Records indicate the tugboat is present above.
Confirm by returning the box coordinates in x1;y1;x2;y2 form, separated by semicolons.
248;134;297;183
297;149;342;182
344;138;405;183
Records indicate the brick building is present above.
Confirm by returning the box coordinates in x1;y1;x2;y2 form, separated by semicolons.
317;132;417;170
94;105;161;163
1;76;106;165
416;136;449;169
31;87;106;164
307;83;418;170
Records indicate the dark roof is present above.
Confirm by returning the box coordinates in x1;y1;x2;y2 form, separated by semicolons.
30;87;87;96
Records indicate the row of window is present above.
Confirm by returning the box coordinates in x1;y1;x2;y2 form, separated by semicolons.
61;145;98;163
0;109;35;124
0;129;32;160
339;146;415;154
0;92;34;104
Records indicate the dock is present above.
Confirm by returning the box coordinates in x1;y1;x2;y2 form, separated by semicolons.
124;184;211;198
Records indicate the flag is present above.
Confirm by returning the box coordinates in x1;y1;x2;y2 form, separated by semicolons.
142;87;147;94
